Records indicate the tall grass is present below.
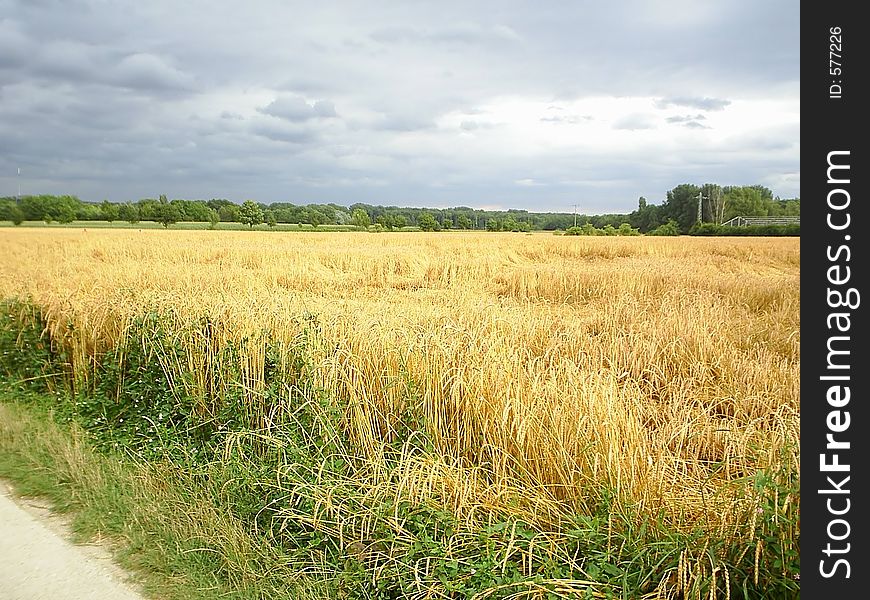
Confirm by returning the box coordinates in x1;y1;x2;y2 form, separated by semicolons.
0;230;799;598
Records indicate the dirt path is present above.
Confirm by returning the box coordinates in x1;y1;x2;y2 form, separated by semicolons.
0;480;145;600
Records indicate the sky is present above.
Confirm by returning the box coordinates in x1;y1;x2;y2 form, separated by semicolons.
0;0;800;214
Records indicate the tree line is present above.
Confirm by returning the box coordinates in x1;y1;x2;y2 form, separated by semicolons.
0;183;798;233
630;184;800;234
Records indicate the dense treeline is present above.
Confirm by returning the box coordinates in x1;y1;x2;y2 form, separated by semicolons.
0;182;798;233
629;184;800;234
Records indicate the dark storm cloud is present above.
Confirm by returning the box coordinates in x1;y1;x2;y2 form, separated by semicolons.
0;0;799;212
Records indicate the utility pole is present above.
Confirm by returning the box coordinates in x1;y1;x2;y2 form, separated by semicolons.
17;167;21;204
696;192;707;224
572;203;579;227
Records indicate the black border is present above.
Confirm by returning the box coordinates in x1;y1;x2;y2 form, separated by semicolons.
801;3;867;597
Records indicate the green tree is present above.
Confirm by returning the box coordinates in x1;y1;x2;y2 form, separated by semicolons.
76;202;101;221
647;219;680;236
723;186;768;221
207;208;220;230
376;215;394;230
304;208;325;227
57;206;76;223
20;194;80;222
264;210;277;228
136;199;157;221
154;195;182;228
172;199;211;222
455;214;473;230
350;208;371;230
0;200;24;225
418;212;440;231
239;200;264;228
661;184;701;233
218;204;240;223
441;217;453;230
618;222;640;236
392;214;407;229
100;200;120;223
10;205;24;225
502;216;521;231
629;196;663;232
119;203;140;224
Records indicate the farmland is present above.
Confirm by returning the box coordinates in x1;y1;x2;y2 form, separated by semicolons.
0;229;799;599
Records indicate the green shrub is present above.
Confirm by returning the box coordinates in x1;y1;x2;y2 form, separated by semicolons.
0;301;62;391
647;220;681;236
689;223;800;236
618;222;641;236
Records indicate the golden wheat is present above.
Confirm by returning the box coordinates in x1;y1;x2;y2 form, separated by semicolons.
0;229;799;563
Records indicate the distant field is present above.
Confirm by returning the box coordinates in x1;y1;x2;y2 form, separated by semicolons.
0;230;800;598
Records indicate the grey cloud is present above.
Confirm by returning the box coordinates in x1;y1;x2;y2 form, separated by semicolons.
723;124;799;151
428;23;521;45
276;77;338;95
110;53;194;92
9;35;194;98
613;113;657;130
655;97;731;111
370;23;521;46
460;120;496;131
313;100;338;118
33;40;106;81
259;96;339;122
540;115;592;124
0;0;799;212
368;113;435;132
665;114;707;123
682;121;710;130
249;120;317;144
369;26;415;44
0;19;31;68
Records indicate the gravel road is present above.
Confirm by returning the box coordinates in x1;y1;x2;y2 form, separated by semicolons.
0;480;145;600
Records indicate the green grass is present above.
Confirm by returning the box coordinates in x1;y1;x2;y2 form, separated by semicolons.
0;393;330;600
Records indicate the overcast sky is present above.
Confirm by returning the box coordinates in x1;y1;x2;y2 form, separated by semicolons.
0;0;799;213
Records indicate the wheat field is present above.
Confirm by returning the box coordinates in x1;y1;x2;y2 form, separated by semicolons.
0;228;800;596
